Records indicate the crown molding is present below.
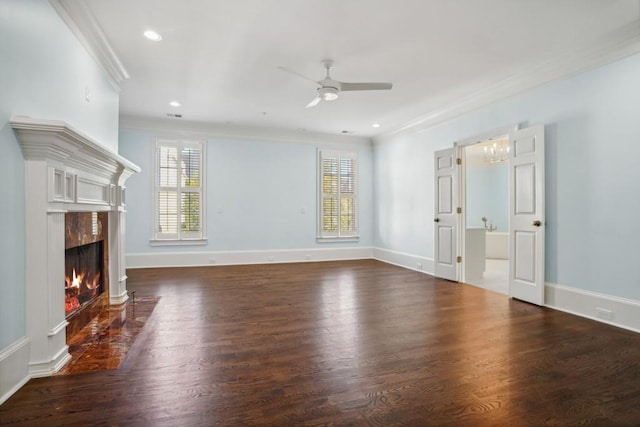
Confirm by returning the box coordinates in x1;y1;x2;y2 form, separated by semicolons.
375;20;640;143
119;115;373;149
49;0;129;90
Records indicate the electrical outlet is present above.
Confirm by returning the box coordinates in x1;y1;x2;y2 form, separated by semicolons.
416;263;423;270
596;307;613;321
268;256;276;262
209;258;216;264
304;254;311;260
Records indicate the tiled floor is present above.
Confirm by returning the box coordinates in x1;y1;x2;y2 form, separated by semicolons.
57;296;159;375
466;258;508;294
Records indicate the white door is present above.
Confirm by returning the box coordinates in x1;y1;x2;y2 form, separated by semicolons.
508;125;545;305
434;147;458;281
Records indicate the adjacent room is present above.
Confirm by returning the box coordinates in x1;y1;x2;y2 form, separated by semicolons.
2;0;640;424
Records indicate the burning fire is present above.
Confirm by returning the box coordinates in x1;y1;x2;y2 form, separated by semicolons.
67;269;82;289
65;268;101;315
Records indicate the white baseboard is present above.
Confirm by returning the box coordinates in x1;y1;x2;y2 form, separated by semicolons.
0;337;30;406
127;246;375;269
28;346;72;378
545;282;640;333
372;247;434;275
110;290;129;305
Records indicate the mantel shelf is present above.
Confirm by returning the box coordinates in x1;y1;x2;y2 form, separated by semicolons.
11;116;140;182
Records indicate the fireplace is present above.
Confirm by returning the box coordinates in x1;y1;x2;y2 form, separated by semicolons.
11;117;140;378
65;241;104;317
64;212;111;336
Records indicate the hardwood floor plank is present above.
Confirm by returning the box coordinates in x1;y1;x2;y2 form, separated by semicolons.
2;260;640;426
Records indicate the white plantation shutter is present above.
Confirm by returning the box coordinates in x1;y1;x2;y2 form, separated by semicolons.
319;150;358;239
154;139;205;242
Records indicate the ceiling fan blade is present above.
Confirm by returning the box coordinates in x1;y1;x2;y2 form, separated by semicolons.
305;96;322;108
339;82;393;91
278;66;320;85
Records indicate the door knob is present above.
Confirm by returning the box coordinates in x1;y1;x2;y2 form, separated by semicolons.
434;218;440;223
532;220;542;227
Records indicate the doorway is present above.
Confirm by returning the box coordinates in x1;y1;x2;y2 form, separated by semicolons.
434;124;545;305
462;139;509;294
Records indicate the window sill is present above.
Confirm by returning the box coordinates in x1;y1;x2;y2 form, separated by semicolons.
150;238;208;247
316;236;360;243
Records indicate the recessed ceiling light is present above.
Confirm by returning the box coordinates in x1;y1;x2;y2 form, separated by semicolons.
169;100;181;107
372;123;381;128
143;30;162;41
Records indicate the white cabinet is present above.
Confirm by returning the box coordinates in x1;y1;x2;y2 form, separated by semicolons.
465;228;486;281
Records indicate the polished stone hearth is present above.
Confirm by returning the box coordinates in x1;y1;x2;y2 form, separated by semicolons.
57;297;159;375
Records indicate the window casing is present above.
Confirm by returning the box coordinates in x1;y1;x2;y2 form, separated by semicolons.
152;139;206;244
318;150;358;241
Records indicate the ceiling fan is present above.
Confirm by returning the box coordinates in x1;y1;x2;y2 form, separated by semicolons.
279;60;393;108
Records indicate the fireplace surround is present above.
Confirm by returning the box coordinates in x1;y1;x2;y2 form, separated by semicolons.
11;117;140;377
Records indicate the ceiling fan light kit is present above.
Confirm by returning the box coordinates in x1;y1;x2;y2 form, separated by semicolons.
319;87;339;101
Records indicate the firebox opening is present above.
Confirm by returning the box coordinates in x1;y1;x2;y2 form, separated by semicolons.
65;241;104;318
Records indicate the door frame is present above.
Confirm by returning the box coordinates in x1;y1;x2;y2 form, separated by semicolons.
454;124;519;284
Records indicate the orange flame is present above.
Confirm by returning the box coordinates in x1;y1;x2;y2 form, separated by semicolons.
65;269;85;290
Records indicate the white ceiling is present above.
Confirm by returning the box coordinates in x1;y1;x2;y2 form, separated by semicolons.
60;0;640;138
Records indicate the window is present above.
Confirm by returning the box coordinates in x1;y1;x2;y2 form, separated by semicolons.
318;150;358;241
152;139;206;244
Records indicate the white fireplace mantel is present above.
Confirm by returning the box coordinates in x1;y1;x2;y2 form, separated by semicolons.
11;116;140;378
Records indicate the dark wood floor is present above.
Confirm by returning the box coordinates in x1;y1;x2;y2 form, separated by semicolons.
2;260;640;426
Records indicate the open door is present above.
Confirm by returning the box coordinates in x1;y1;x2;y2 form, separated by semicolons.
434;147;458;281
508;125;545;305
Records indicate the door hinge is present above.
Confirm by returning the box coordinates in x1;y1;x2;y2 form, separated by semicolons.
456;256;462;263
456;158;462;165
457;207;462;214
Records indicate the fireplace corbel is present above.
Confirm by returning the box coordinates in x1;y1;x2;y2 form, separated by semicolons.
11;117;140;377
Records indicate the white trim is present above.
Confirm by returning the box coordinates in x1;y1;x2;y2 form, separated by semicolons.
374;21;640;143
372;248;434;275
109;289;129;305
28;346;72;379
47;320;69;337
0;337;30;406
316;237;360;243
120;115;372;149
49;0;129;89
126;247;374;269
545;282;640;334
150;239;208;246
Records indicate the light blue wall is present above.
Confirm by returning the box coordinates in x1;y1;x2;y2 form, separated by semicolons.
466;162;508;231
374;51;640;301
0;0;120;349
119;129;373;254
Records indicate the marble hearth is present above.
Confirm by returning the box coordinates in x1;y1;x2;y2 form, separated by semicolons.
11;117;140;377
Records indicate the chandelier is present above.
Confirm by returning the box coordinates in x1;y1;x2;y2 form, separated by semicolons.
484;140;510;164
